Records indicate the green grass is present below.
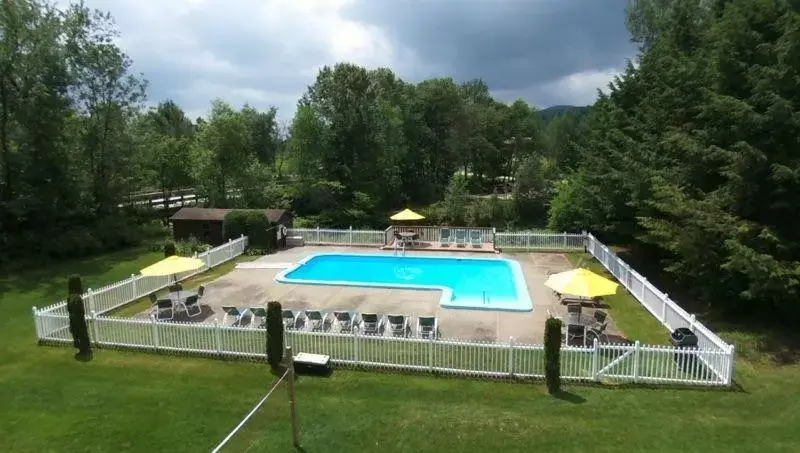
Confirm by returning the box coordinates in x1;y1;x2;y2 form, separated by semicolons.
109;254;259;317
2;248;800;452
566;252;669;345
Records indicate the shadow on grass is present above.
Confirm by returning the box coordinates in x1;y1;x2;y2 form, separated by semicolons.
74;351;93;362
553;390;586;404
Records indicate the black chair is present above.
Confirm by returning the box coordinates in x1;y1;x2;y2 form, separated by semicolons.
197;285;205;298
183;295;201;317
168;283;183;293
594;310;608;324
154;299;174;321
566;324;585;346
586;322;609;344
148;293;158;305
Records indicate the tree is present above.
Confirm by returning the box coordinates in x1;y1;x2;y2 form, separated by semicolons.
544;317;561;395
266;301;284;371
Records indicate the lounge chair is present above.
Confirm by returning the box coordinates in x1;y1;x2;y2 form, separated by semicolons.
183;294;202;317
416;316;438;339
250;307;267;328
586;322;608;344
154;299;173;321
282;309;300;330
223;306;250;326
304;310;329;332
439;228;452;247
360;313;385;335
387;314;410;337
455;229;467;247
333;311;358;333
469;230;482;247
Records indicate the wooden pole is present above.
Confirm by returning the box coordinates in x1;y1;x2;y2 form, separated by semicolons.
284;346;300;448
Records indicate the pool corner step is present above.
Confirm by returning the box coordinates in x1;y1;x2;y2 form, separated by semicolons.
236;262;294;270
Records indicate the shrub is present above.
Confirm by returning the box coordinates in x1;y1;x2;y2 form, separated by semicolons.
544;317;562;395
175;237;211;256
68;274;83;296
223;210;274;250
266;301;284;370
67;293;91;357
164;240;176;257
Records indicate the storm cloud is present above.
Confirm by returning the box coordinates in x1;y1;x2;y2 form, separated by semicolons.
65;0;637;121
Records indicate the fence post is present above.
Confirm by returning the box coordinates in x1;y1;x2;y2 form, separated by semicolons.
316;226;320;244
90;310;100;346
582;230;588;252
689;314;696;332
228;238;233;260
214;319;222;355
508;337;514;378
349;226;353;246
151;315;160;352
32;306;40;340
726;344;736;386
87;288;96;315
428;336;434;372
131;274;138;298
205;249;211;268
240;233;246;252
639;278;647;302
591;338;599;380
563;232;567;249
661;295;668;324
354;331;360;365
633;341;640;383
492;227;496;245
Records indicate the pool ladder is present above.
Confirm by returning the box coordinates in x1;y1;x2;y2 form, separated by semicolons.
483;291;490;305
393;240;406;257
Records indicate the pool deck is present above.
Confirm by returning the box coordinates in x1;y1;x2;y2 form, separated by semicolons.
154;246;623;344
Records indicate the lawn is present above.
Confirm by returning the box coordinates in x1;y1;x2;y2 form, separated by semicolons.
2;248;799;452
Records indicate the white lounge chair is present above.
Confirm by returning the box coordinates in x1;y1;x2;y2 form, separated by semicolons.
469;230;482;247
360;313;385;335
387;314;410;337
416;316;438;339
222;306;250;326
333;311;358;333
455;229;467;247
282;309;301;330
249;307;267;328
304;310;329;332
439;228;452;247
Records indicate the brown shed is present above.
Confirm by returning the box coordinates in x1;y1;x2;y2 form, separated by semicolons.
169;207;293;246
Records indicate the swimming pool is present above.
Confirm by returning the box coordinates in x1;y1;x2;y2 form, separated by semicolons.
275;253;533;311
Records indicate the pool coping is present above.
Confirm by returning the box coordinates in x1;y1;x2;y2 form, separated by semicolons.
274;252;533;312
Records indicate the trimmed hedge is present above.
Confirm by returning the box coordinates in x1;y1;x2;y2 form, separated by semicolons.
266;301;284;370
67;276;91;357
164;240;177;257
68;274;83;296
544;317;562;395
223;210;277;252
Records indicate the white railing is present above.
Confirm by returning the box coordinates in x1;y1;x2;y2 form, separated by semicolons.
494;231;584;250
585;233;735;384
287;227;384;246
32;314;731;386
32;235;249;339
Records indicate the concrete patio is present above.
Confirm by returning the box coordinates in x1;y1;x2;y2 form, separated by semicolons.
142;246;621;344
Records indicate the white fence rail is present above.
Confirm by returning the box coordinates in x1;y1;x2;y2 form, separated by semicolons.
494;232;584;250
32;236;249;339
287;227;385;246
33;314;731;386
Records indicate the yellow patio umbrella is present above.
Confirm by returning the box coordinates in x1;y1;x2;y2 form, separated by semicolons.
544;268;619;298
390;208;425;221
140;255;205;277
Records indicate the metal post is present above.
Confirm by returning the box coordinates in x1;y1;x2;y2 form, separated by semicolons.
284;346;300;448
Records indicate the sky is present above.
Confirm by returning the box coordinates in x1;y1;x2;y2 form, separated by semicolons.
67;0;637;123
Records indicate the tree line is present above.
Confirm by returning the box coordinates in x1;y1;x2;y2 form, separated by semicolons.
549;0;800;322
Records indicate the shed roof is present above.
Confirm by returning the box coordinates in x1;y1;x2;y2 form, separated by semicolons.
170;207;289;223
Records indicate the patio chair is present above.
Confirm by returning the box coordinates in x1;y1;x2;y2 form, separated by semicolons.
222;306;250;326
333;311;358;333
154;299;174;321
439;228;452;247
593;310;608;324
197;285;205;299
360;313;385;335
249;307;267;328
393;232;407;249
567;303;582;324
183;294;202;317
148;293;158;305
282;309;300;330
304;310;329;332
455;229;467;247
169;283;183;293
469;229;482;247
566;324;586;346
586;322;609;344
387;314;410;337
416;316;438;339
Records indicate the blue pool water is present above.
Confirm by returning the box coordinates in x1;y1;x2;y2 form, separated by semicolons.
275;253;533;311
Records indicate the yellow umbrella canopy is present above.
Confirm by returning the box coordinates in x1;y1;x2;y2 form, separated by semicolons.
544;268;619;298
140;255;205;277
390;208;425;221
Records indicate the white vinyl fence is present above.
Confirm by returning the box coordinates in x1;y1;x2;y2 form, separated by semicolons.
33;314;731;386
32;236;248;340
494;231;585;250
584;233;735;384
287;227;385;246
